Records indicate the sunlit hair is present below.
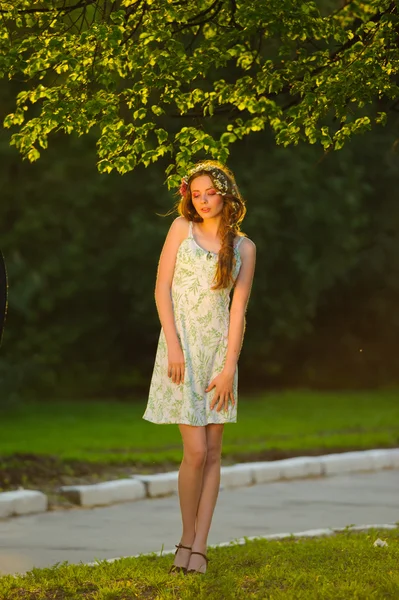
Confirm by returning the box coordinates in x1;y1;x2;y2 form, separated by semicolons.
175;160;247;290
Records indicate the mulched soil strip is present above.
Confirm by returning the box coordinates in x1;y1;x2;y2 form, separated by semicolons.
0;445;393;510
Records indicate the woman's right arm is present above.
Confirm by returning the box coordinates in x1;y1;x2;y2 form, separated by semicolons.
154;216;187;384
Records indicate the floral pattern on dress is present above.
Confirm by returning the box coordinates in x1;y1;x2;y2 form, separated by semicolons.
143;220;244;425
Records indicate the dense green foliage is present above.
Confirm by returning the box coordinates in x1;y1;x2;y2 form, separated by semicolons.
1;1;398;184
1;74;399;398
1;2;399;399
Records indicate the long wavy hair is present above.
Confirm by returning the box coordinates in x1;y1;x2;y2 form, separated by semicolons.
175;160;247;290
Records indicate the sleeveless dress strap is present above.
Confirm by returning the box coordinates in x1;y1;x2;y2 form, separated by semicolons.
188;220;193;238
235;235;245;250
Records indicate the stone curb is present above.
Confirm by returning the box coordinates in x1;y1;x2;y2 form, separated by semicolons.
1;448;398;514
137;472;179;498
85;523;398;566
0;490;47;519
131;448;399;498
59;479;146;507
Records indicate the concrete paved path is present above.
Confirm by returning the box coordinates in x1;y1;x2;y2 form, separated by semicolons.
0;469;397;576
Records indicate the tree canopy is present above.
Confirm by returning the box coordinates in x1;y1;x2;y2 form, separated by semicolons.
0;0;397;185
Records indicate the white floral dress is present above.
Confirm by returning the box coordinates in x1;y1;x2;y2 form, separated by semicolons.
143;220;245;425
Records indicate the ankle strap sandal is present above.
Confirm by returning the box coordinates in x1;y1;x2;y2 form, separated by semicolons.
168;543;192;574
186;551;209;575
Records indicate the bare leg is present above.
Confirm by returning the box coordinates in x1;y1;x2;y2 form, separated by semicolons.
173;424;207;569
187;424;224;572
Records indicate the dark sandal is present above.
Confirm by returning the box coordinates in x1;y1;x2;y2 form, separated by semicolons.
168;543;192;574
186;551;209;575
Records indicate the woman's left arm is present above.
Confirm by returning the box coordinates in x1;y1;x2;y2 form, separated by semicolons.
224;238;257;372
207;238;256;412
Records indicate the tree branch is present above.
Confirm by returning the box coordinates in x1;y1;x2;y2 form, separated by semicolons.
278;3;395;98
121;1;147;48
0;0;97;15
229;0;243;30
186;0;221;23
185;23;203;52
173;0;224;33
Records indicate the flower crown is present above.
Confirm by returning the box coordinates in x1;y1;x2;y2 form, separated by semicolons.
179;162;238;197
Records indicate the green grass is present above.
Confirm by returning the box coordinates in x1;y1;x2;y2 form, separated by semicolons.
1;529;398;599
1;390;398;466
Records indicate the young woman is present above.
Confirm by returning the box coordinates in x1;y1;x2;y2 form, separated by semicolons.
143;160;256;574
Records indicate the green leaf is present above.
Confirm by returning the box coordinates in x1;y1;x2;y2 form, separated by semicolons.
133;108;147;120
155;128;168;144
151;105;164;116
220;132;237;145
27;147;40;162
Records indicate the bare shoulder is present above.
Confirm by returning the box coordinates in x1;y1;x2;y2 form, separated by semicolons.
158;217;190;284
168;215;190;243
173;215;190;229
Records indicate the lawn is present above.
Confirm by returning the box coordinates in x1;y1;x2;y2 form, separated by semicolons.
1;528;398;599
1;389;398;463
0;389;398;492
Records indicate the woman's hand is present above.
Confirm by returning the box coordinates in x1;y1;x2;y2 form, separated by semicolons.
167;341;185;385
206;368;235;412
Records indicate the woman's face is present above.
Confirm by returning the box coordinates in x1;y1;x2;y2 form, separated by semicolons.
190;175;224;220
